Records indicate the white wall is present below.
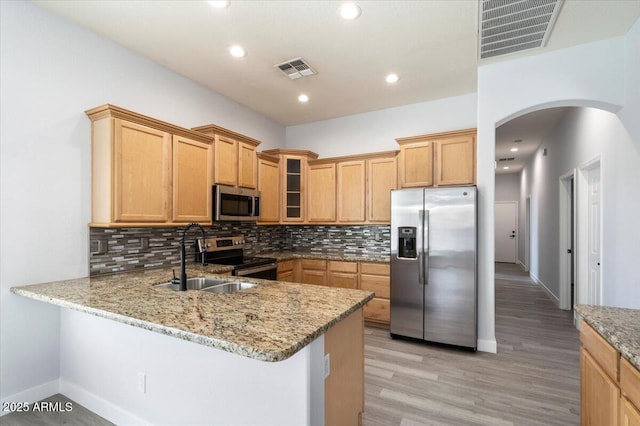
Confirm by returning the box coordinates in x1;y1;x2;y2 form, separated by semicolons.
0;1;284;403
59;309;323;425
286;94;477;157
495;173;520;202
478;34;631;351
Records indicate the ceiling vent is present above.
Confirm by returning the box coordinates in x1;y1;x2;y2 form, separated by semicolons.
274;57;317;80
499;157;516;162
479;0;564;59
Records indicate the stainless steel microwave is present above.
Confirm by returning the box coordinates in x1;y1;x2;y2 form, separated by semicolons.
212;185;260;222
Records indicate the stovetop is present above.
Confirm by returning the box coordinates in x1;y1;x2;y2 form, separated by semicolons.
195;235;275;269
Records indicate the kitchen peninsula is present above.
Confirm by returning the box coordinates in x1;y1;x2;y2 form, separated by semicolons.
11;266;373;425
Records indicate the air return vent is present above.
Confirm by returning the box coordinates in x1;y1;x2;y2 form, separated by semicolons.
274;57;317;80
498;157;516;162
479;0;564;59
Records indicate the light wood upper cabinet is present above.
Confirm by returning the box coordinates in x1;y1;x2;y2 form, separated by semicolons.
307;161;336;222
172;135;213;223
257;153;280;223
238;142;257;189
262;149;319;223
337;160;366;223
86;105;214;227
192;124;261;190
397;128;476;188
113;119;171;223
367;155;397;223
398;140;433;187
214;135;238;186
435;133;476;186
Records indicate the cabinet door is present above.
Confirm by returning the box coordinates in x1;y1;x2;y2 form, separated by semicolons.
621;396;640;426
399;141;433;188
301;270;327;286
214;135;237;186
307;163;336;222
258;158;280;222
238;142;257;189
113;119;171;223
172;135;213;223
329;272;358;289
435;134;475;186
282;156;305;222
581;348;619;426
367;156;397;223
337;160;366;222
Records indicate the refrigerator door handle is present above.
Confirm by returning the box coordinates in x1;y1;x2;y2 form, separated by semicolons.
418;210;424;285
424;209;429;285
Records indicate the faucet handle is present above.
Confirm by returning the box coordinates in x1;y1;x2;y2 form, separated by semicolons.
171;269;179;284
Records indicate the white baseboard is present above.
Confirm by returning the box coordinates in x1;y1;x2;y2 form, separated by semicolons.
530;272;560;307
477;338;497;353
59;379;149;426
516;259;528;271
0;379;59;416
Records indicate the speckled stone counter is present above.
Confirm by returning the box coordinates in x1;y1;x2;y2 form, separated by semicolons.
575;304;640;370
264;251;390;263
11;265;374;362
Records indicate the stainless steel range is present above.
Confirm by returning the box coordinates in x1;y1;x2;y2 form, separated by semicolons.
196;236;277;280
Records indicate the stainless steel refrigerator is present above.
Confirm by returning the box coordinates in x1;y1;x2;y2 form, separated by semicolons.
390;186;477;350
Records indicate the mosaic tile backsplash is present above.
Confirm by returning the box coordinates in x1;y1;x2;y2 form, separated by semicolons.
89;224;390;276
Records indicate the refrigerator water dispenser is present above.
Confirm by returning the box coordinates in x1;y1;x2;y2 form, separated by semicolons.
398;227;417;259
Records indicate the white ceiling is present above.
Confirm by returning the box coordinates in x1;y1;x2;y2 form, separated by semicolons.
33;0;640;127
495;107;572;175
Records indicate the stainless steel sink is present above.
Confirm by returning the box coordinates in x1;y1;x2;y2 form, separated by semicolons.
201;281;258;294
155;278;257;294
155;277;228;291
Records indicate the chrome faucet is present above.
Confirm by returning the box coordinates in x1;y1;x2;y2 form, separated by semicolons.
177;223;206;291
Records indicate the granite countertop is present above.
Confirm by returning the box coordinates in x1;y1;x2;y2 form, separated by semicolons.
264;251;389;263
11;265;374;363
575;304;640;370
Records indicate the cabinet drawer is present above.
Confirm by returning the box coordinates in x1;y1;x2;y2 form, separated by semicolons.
360;262;389;276
364;298;390;323
580;320;619;382
360;274;390;299
301;259;326;270
621;357;640;409
277;260;294;273
328;261;358;273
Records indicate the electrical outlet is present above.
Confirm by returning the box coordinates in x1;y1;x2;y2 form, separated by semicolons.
137;372;146;394
324;354;330;378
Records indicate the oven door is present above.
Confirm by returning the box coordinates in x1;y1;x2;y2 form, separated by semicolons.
234;263;277;280
213;185;259;221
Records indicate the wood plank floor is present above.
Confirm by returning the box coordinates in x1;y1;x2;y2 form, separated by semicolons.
361;262;580;426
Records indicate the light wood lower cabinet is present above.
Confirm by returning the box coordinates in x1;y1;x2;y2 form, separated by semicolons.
580;319;640;426
360;262;390;326
300;259;327;286
280;258;391;326
328;261;358;289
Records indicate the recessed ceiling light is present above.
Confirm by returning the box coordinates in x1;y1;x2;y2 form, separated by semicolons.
208;1;230;8
385;73;399;84
510;147;519;152
503;166;510;170
339;3;361;20
298;94;309;103
229;45;246;58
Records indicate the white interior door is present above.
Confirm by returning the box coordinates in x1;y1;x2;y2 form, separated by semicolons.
587;167;601;305
495;202;517;263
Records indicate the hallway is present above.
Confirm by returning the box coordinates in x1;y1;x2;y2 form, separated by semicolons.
362;263;580;426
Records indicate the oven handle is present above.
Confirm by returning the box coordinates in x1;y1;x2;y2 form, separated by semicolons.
235;263;277;276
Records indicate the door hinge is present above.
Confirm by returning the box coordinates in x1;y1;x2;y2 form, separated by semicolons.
567;249;572;254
